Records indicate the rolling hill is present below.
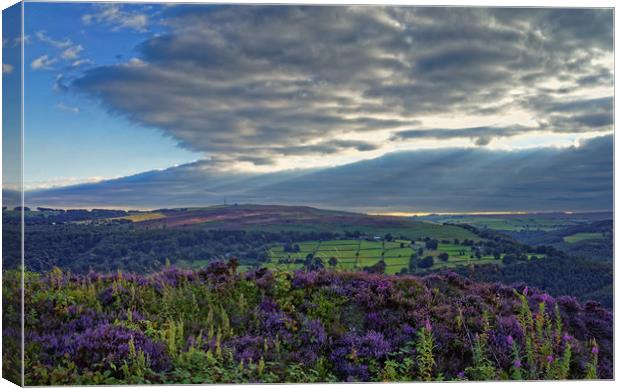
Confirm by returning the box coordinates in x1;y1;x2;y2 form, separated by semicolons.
125;204;481;240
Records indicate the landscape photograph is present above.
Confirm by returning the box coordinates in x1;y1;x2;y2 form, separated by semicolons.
1;2;614;385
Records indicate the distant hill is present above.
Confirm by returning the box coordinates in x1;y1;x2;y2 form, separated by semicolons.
129;204;481;241
417;212;612;232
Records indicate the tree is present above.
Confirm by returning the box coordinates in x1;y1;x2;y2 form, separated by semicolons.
418;256;434;268
438;252;449;262
409;254;418;273
328;256;338;267
384;233;394;242
365;260;386;274
305;256;324;271
502;254;517;265
425;239;438;250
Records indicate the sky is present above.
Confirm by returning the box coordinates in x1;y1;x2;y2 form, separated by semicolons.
2;2;21;191
2;4;614;212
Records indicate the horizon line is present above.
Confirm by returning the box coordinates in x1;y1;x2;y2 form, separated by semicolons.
7;203;613;218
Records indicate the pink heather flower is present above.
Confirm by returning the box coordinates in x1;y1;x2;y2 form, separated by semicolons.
506;335;514;346
592;346;599;355
546;355;554;363
523;286;529;296
514;359;522;368
562;333;573;342
424;319;432;331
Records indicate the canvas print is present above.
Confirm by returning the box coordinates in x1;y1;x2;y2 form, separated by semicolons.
2;2;614;385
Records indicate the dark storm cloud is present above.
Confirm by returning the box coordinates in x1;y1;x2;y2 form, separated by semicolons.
27;135;612;213
71;6;613;165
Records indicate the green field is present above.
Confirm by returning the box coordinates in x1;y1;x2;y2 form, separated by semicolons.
420;213;610;232
265;239;543;274
563;232;605;243
423;216;567;231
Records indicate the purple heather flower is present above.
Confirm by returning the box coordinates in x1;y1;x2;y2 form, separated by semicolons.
546;355;554;363
402;323;416;336
562;333;573;342
424;319;432;331
592;346;599;355
540;293;553;304
362;330;391;358
457;371;465;379
34;323;170;372
523;286;529;296
506;335;514;346
514;359;522;368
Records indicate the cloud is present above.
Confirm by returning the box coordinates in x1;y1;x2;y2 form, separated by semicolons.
32;31;92;69
55;102;80;114
391;125;536;146
282;139;380;154
72;59;94;67
533;96;613;133
36;31;72;48
251;135;613;213
2;63;13;74
24;177;104;191
14;35;30;46
61;44;83;60
36;31;88;66
72;6;613;168
31;54;57;70
26;135;613;213
82;4;148;32
53;73;69;92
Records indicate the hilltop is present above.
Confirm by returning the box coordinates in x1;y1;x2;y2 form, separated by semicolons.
120;204;481;241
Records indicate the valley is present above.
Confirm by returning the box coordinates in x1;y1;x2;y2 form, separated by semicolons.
3;204;612;307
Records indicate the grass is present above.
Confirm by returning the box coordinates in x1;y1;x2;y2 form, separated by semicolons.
175;240;544;275
563;232;605;243
266;239;530;274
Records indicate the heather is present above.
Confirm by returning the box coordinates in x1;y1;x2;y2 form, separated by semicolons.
6;261;612;384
